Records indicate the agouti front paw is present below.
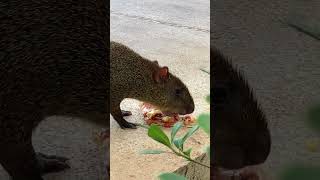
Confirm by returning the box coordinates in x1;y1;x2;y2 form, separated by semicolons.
119;121;137;129
121;110;132;116
37;152;70;174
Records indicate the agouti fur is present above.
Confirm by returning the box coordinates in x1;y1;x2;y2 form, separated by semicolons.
110;41;195;128
212;47;271;170
0;0;108;180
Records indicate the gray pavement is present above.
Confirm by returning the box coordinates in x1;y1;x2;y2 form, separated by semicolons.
213;0;320;179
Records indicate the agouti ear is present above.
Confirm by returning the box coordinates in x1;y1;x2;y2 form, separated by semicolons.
152;60;159;65
159;66;169;79
153;66;169;83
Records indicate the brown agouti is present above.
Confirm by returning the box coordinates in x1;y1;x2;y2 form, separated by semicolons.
0;0;108;180
212;46;271;170
110;41;195;129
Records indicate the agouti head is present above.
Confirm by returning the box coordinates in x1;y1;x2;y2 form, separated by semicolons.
212;47;271;170
146;63;195;115
110;41;194;116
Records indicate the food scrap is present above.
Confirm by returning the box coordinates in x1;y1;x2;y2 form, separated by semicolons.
140;102;196;128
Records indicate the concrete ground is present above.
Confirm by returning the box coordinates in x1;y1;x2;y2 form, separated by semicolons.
213;0;320;179
0;116;109;180
110;0;210;180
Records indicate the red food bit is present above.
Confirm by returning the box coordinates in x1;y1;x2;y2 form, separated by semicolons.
140;102;195;128
183;115;192;125
163;123;172;128
168;118;176;123
173;114;180;121
154;114;162;118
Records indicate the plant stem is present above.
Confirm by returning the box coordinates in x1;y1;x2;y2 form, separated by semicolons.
141;122;210;168
185;156;210;168
170;147;210;168
134;123;149;129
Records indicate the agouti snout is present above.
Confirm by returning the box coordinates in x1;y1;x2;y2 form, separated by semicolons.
110;41;195;129
151;65;195;115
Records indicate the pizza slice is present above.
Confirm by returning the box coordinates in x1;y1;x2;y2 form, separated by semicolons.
140;102;196;128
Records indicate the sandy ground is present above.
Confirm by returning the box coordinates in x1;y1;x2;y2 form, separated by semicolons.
213;0;320;179
110;0;210;180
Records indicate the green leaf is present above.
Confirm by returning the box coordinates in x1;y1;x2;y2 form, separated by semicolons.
206;95;210;104
159;173;187;180
140;149;166;154
307;105;320;132
183;148;192;157
280;165;320;180
171;122;183;142
148;124;171;148
180;125;200;151
197;114;210;135
173;138;183;151
173;125;199;152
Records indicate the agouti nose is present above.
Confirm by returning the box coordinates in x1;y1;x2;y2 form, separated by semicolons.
186;104;194;114
245;133;271;166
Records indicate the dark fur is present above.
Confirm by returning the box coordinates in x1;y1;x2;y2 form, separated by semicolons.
110;41;194;128
212;47;271;169
0;1;108;179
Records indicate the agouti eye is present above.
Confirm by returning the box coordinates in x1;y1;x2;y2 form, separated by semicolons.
175;88;182;96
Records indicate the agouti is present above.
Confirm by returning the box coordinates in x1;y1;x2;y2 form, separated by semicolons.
110;41;195;129
212;46;271;170
0;0;108;180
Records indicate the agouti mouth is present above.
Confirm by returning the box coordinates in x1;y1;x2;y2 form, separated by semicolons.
162;111;178;116
177;111;188;115
143;103;191;116
163;110;188;116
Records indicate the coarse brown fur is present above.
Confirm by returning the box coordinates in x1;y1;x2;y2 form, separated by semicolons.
110;41;194;128
212;46;271;170
0;0;108;179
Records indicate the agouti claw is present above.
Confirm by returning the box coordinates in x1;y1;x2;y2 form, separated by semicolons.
119;122;137;129
121;110;132;116
37;153;70;174
37;152;69;162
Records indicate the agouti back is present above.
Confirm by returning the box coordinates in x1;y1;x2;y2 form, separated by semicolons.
110;41;195;128
212;47;271;170
0;1;108;179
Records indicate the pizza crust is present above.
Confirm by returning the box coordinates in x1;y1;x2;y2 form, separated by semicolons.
140;102;196;128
